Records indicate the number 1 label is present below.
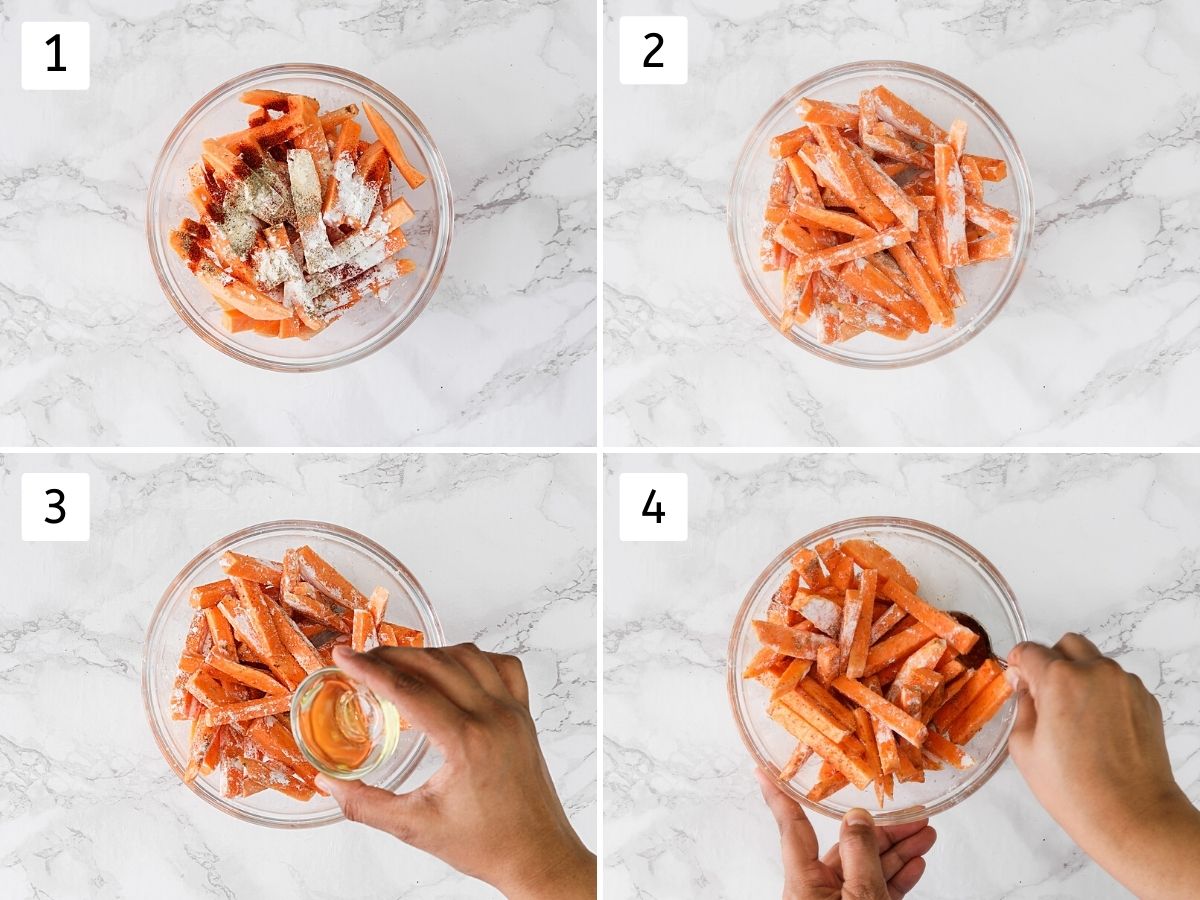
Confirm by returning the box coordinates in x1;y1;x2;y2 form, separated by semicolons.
21;22;90;90
618;17;688;85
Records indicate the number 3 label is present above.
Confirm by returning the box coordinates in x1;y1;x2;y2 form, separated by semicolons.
21;473;91;541
618;17;688;86
620;473;688;542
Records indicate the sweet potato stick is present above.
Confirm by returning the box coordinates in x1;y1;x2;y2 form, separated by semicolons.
795;595;842;637
865;622;935;676
870;603;907;644
377;622;424;647
203;693;294;728
924;731;976;769
877;579;979;655
779;742;813;781
934;144;969;267
785;204;876;239
810;125;895;230
296;546;369;609
838;590;864;670
190;579;234;609
808;770;849;802
770;126;810;159
843;139;920;232
352;608;375;653
870;86;949;145
845;573;875;679
790;227;914;278
795;98;859;129
770;657;813;701
362;100;427;189
205;651;288;695
967;232;1015;264
889;242;951;327
838;258;932;333
743;647;786;680
839;540;919;592
800;678;858;731
946;673;1015;745
932;658;1002;732
833;676;928;747
268;600;326;675
220;551;283;584
777;689;851;744
752;620;835;658
768;702;874;790
853;707;886;806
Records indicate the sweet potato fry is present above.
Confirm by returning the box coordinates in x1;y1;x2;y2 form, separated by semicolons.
296;545;369;609
220;551;283;584
190;579;235;609
932;658;1002;732
362;100;427;189
946;671;1014;745
754;620;835;659
768;701;873;790
877;579;979;655
203;692;294;728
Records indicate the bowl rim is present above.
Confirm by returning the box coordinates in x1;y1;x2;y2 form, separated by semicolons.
141;517;445;828
725;515;1027;823
145;61;454;373
726;58;1035;369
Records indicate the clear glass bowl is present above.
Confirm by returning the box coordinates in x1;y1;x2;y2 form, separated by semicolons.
142;519;444;827
728;60;1034;368
727;516;1026;823
146;63;453;372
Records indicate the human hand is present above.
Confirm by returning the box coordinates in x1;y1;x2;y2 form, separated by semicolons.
1008;633;1200;899
755;768;935;899
318;644;595;900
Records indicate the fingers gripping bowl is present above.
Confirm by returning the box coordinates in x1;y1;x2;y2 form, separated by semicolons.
142;520;444;828
147;63;453;372
727;517;1026;824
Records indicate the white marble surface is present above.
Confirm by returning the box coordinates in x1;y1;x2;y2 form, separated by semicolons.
604;453;1200;899
0;453;596;899
0;0;595;446
603;0;1200;447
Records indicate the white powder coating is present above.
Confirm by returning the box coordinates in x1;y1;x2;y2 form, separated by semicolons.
252;245;302;289
331;151;380;227
216;200;259;260
286;149;338;273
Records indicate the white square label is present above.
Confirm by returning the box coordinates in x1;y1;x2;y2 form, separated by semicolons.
22;22;91;91
619;16;688;85
22;473;90;541
619;473;688;542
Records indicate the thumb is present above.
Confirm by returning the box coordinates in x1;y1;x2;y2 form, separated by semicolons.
838;808;887;897
318;775;430;843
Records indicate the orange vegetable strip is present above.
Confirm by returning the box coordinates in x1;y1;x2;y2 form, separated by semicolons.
743;646;786;680
795;595;842;637
377;622;425;647
770;126;810;159
795;98;859;129
220;551;283;584
268;600;326;675
960;155;984;199
239;758;316;801
205;606;236;655
838;590;864;667
844;139;920;232
924;730;975;770
888;242;951;327
205;651;287;695
877;579;979;655
862;125;933;168
870;86;949;145
790;548;827;589
352;608;374;652
367;587;389;627
815;642;842;685
790;226;913;278
784;153;825;208
932;659;1002;732
810;125;895;230
864;622;935;677
190;579;234;609
845;575;875;679
753;620;835;659
967;232;1015;264
853;706;886;806
777;689;851;744
240;89;296;110
892;638;949;691
832;297;912;342
786;205;876;239
946;672;1015;745
246;717;319;780
296;545;369;609
231;578;307;689
194;261;292;321
912;213;954;310
769;657;813;701
833;676;928;747
183;720;218;783
838;258;932;333
964;154;1006;181
965;196;1017;233
323;117;363;217
840;540;919;592
807;770;849;802
362;100;427;189
203;692;294;728
798;678;858;731
895;741;925;783
779;742;813;781
934;144;969;267
769;701;873;790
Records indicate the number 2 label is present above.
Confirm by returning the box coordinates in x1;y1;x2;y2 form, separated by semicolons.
619;17;688;86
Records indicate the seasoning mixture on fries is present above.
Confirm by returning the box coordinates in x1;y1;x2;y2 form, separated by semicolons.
760;86;1019;342
170;89;426;339
170;544;423;801
744;538;1013;806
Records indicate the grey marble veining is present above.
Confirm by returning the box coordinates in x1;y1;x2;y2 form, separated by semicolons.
604;452;1200;899
0;0;596;446
603;0;1200;447
0;452;597;899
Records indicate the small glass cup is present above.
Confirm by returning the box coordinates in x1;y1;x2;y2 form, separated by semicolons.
292;667;401;780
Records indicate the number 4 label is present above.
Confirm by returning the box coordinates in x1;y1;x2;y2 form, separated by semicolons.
619;473;688;542
22;473;91;541
21;22;90;91
618;16;688;85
